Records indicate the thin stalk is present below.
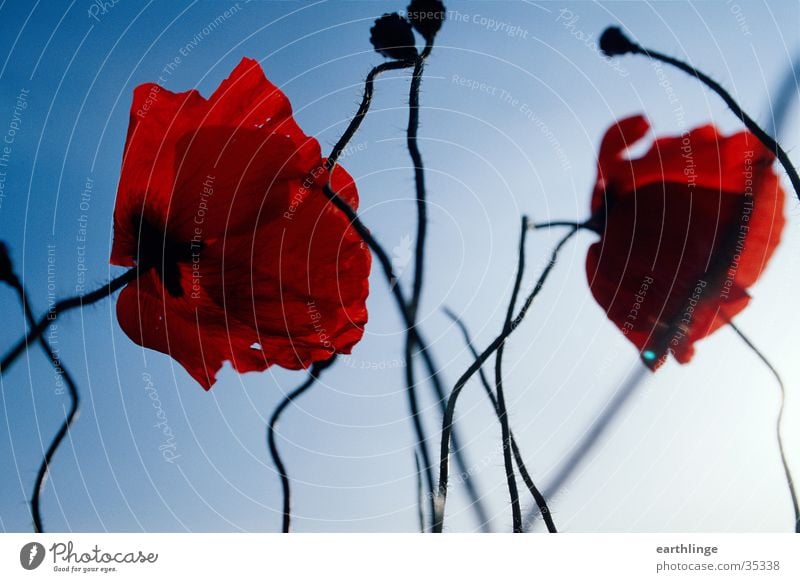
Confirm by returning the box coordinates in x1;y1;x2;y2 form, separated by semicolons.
267;360;332;533
322;48;489;530
531;221;587;230
1;267;140;375
6;277;81;533
444;307;557;533
523;364;648;530
618;35;800;202
434;226;580;532
413;450;425;533
326;60;413;170
324;183;492;530
401;55;436;529
402;339;436;526
407;56;427;319
413;329;492;532
727;321;799;533
494;216;529;532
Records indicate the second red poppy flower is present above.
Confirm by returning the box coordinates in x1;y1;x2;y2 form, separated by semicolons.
586;115;785;369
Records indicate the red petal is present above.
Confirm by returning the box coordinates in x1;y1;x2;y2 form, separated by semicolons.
588;118;785;368
111;60;371;388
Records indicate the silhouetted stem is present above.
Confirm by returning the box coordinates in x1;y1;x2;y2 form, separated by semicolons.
523;364;648;530
323;47;489;530
624;40;800;202
322;183;435;526
413;328;492;532
413;450;425;533
401;56;436;529
5;276;81;533
403;48;491;531
407;57;427;320
323;183;492;530
434;226;579;533
494;216;529;532
1;268;140;375
444;307;557;533
531;221;587;230
326;60;413;170
728;321;799;533
401;340;436;526
267;360;333;533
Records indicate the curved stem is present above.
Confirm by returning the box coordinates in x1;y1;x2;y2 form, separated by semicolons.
494;216;529;532
444;307;557;533
434;226;580;533
324;59;438;528
628;43;800;203
267;360;333;533
403;50;491;531
401;55;437;528
402;339;436;526
322;183;435;528
323;49;490;530
727;321;799;533
531;220;587;230
323;182;491;531
523;364;648;530
1;267;140;375
407;57;427;319
326;60;413;170
413;450;425;533
412;329;492;532
6;277;81;533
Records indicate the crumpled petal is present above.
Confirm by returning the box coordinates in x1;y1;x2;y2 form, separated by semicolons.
111;58;371;389
587;115;785;369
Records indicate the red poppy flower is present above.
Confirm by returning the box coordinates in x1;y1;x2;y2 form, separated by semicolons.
586;115;785;369
110;58;371;389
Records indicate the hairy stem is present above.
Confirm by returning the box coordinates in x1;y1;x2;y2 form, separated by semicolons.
1;267;140;375
434;226;579;533
267;360;333;533
323;49;489;530
531;220;588;230
494;216;529;532
407;57;427;320
523;364;648;530
326;61;413;170
6;277;81;533
323;183;492;530
727;321;799;533
444;307;557;533
401;55;440;530
413;450;425;533
627;42;800;202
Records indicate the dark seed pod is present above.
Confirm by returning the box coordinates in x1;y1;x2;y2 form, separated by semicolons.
599;26;638;57
406;0;446;42
370;13;418;62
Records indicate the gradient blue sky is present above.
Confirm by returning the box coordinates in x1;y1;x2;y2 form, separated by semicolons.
1;0;799;533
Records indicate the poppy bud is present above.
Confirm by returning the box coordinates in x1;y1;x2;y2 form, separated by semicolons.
370;13;418;62
406;0;446;41
0;241;16;285
599;26;638;57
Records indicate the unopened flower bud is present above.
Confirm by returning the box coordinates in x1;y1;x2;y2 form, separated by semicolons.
599;26;638;57
406;0;446;41
370;13;418;62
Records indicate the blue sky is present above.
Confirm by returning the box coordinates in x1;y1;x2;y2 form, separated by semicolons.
1;0;799;532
